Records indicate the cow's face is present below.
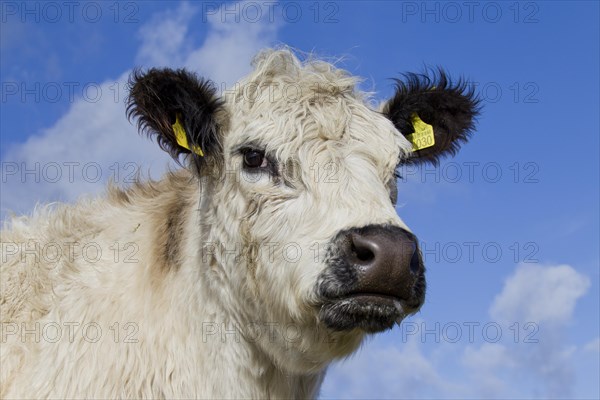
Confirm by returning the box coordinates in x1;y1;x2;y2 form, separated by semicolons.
128;49;479;372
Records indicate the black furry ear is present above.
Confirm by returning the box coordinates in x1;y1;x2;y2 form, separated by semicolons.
126;68;225;173
383;69;481;165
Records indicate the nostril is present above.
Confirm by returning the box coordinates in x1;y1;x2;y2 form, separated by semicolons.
351;241;375;263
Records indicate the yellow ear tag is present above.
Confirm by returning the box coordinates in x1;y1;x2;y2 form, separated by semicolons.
172;114;204;157
406;114;435;151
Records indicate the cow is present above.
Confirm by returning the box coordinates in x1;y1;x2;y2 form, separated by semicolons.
0;48;479;398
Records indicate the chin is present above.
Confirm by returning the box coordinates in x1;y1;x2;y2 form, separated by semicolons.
318;294;419;333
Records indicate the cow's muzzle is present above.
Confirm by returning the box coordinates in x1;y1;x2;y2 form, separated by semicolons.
317;224;426;333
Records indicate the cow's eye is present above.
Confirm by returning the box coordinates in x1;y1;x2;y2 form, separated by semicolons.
243;150;267;169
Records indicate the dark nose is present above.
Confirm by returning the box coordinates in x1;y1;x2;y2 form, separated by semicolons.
343;225;422;301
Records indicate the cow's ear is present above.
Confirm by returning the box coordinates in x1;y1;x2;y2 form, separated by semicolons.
127;68;225;173
383;69;481;165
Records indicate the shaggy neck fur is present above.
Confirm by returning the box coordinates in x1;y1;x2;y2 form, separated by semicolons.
1;170;325;398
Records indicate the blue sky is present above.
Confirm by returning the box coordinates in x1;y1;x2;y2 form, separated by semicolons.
1;1;598;398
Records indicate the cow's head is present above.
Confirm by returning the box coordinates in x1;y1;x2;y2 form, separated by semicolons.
127;49;479;372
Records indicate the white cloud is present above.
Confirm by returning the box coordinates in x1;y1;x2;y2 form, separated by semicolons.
490;263;590;325
462;342;515;371
320;335;458;399
462;339;579;399
183;1;280;87
137;1;281;85
461;343;515;398
1;70;169;218
135;2;197;67
462;264;591;399
1;1;279;219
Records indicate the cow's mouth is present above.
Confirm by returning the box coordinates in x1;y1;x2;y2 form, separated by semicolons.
318;292;422;333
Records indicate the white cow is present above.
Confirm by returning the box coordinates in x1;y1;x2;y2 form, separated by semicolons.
0;48;479;398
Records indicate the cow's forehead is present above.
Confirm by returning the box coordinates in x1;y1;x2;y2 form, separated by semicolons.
223;49;411;167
